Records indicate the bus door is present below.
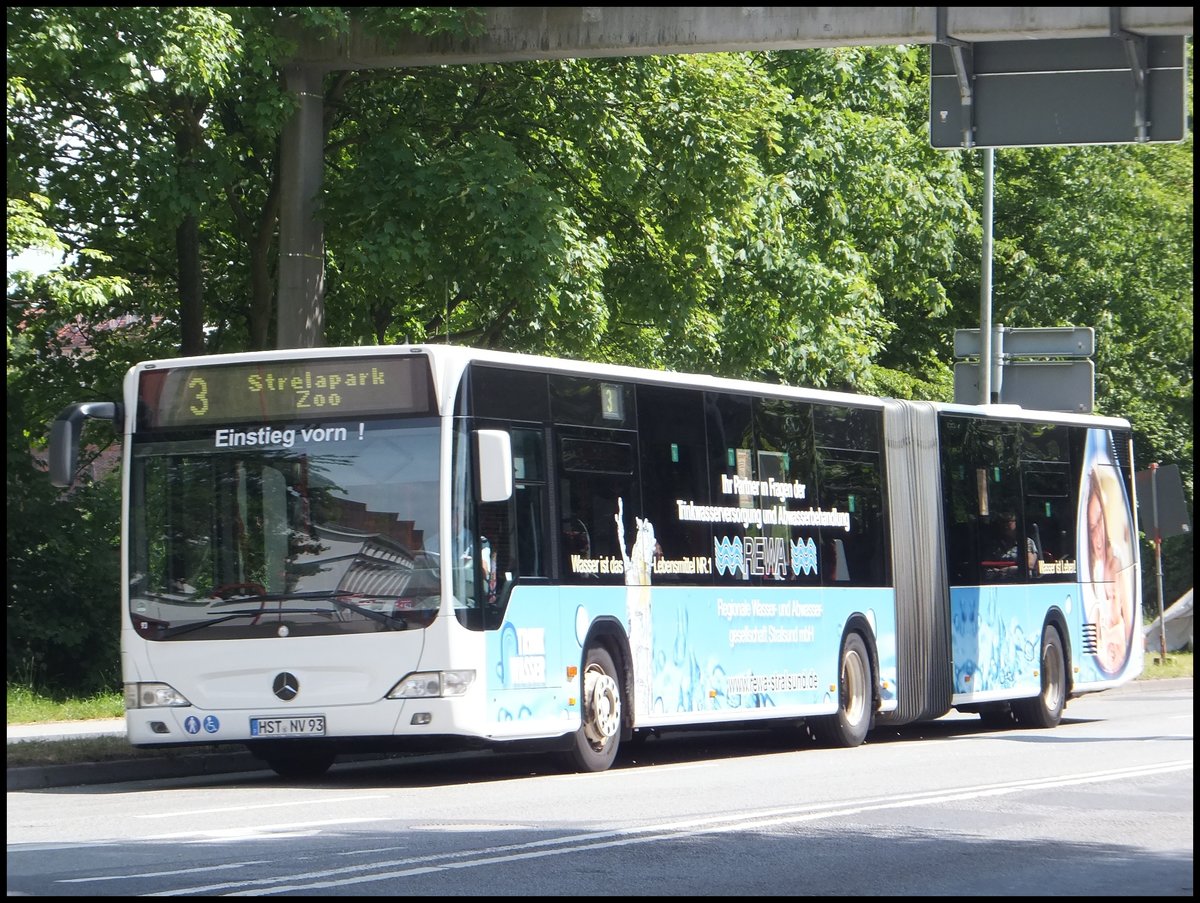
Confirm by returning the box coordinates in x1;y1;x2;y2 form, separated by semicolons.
461;423;551;626
553;424;644;714
554;426;640;587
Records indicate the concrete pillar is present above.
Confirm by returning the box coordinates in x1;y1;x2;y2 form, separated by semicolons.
277;64;326;349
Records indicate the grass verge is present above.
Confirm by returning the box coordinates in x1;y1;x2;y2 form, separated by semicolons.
7;685;124;723
1140;649;1193;679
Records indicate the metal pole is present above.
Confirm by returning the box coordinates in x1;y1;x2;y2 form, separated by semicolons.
979;147;994;404
1151;463;1168;662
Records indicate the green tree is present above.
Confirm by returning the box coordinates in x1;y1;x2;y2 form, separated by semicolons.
763;46;971;391
6;6;485;691
7;195;134;693
7;7;485;356
321;44;974;391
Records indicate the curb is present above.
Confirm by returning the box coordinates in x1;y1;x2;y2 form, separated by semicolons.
7;751;267;791
7;747;418;792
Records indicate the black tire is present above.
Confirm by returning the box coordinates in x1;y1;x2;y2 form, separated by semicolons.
262;743;337;779
810;632;873;748
562;645;622;772
1012;624;1067;729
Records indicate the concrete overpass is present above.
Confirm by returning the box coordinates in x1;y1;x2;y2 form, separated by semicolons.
275;7;1193;347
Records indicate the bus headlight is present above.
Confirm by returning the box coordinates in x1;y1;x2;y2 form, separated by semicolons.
125;682;191;709
388;670;475;699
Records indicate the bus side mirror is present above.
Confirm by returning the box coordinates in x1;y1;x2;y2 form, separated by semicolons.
49;402;123;488
474;429;513;503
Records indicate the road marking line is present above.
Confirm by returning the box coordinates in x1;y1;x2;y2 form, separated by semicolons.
138;759;1192;896
135;795;389;819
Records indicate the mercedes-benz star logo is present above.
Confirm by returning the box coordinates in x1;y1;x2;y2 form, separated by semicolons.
273;672;299;701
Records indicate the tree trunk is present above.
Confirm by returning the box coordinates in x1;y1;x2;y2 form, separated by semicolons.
247;210;275;350
174;116;205;356
176;213;205;356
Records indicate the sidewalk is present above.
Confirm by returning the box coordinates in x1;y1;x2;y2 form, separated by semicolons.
7;718;126;744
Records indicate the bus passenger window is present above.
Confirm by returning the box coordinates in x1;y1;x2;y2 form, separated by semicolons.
982;513;1036;580
556;433;636;582
511;428;548;579
476;503;509;606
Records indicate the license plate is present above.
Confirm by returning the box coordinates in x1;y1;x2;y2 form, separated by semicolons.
249;715;326;737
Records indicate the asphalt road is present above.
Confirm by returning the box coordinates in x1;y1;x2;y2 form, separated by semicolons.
7;679;1192;896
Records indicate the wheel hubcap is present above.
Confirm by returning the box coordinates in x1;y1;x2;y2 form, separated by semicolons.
583;664;621;747
843;650;867;726
1042;644;1063;709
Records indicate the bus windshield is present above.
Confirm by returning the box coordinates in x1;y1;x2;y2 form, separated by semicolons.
128;419;442;640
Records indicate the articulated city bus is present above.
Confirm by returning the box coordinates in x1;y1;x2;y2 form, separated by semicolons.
50;344;1142;777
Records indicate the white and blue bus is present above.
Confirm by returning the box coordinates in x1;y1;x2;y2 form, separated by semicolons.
50;344;1143;777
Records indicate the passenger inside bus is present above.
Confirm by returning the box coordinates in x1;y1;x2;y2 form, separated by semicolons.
982;512;1038;580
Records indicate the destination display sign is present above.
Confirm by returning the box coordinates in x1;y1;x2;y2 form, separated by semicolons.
137;355;436;428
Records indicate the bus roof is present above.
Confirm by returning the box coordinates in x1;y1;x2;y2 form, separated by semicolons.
126;343;1131;430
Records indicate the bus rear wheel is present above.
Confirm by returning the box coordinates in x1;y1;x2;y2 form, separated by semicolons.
810;632;873;748
1012;624;1066;729
563;645;622;773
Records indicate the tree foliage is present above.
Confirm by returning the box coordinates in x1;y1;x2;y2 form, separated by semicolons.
6;8;1192;691
7;196;133;694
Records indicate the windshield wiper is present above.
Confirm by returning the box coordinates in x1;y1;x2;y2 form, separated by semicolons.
206;590;331;608
208;590;410;623
159;608;331;639
159;596;409;639
328;593;411;629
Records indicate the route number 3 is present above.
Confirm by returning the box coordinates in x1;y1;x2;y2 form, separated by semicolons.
188;375;209;417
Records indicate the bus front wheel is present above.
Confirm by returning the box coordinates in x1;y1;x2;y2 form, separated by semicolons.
810;632;873;748
563;645;622;773
260;742;337;780
1012;624;1066;729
